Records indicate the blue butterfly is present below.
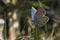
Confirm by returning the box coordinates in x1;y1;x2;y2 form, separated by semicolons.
31;7;49;27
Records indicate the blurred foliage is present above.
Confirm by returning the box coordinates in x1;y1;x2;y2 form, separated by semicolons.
3;0;60;40
55;37;60;40
39;35;43;40
16;35;23;40
33;2;45;8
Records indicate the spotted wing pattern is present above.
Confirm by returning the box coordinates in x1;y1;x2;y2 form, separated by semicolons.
34;7;49;27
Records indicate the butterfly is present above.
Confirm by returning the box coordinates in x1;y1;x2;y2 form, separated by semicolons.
34;7;49;27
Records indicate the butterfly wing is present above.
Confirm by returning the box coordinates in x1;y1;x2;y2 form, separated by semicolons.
40;16;49;25
35;8;46;18
35;16;49;27
31;7;37;21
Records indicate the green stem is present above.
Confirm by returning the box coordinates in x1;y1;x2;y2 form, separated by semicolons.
4;24;7;40
44;24;48;35
35;25;40;40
